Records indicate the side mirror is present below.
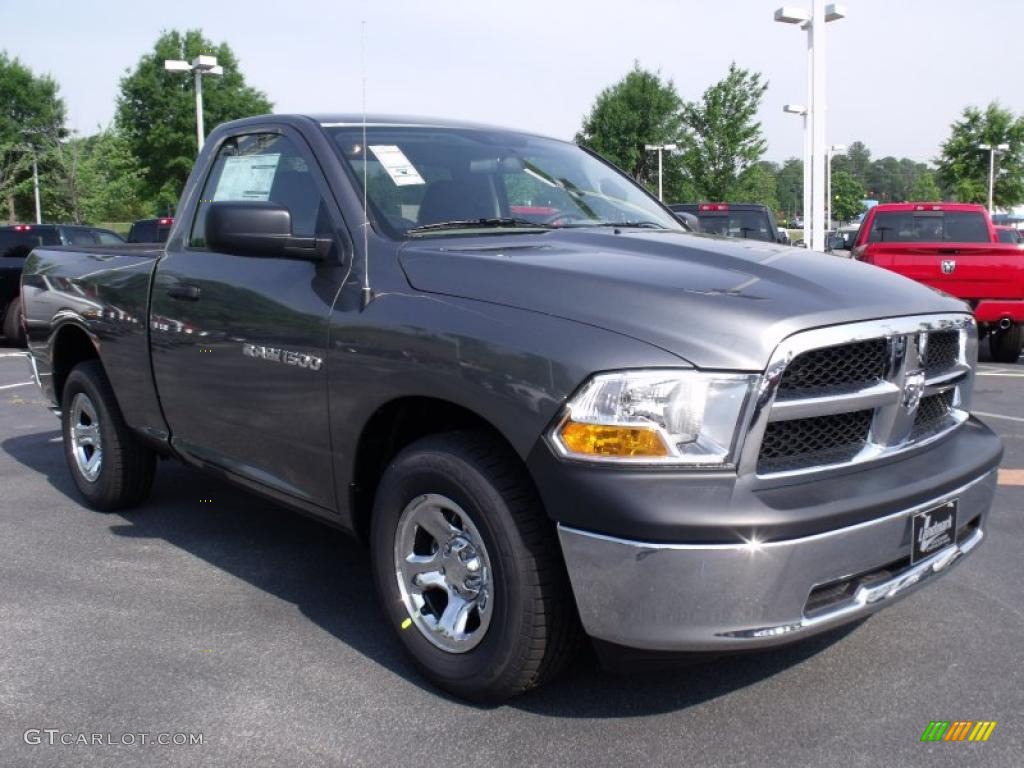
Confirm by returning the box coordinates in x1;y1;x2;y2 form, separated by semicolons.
826;234;845;252
675;212;701;232
206;201;330;260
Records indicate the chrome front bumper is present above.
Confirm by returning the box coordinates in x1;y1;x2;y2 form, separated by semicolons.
558;469;996;651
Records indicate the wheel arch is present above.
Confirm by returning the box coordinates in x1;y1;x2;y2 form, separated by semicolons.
50;321;102;406
349;395;542;541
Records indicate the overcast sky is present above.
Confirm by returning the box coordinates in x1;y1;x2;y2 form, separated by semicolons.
4;0;1023;165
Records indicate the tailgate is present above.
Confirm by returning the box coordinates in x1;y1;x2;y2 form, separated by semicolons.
862;243;1024;300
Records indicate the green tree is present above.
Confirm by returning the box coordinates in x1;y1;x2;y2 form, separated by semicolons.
830;169;866;223
936;103;1024;208
575;63;690;200
775;157;803;219
679;63;769;201
116;30;272;211
40;131;87;223
727;160;778;210
0;51;66;222
908;170;942;202
76;129;151;223
865;156;929;202
845;140;872;185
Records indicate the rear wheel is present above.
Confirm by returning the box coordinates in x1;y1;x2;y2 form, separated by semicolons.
2;296;25;346
989;323;1022;363
370;431;579;702
61;360;156;510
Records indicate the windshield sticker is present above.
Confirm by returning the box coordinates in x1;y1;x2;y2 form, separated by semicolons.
214;154;281;201
369;145;425;186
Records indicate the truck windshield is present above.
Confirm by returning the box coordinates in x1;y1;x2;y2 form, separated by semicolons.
867;211;991;243
695;211;774;242
325;125;682;237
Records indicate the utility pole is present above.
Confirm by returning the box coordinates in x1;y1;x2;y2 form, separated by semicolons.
978;143;1009;214
826;144;846;230
775;2;847;251
164;55;224;153
644;143;677;202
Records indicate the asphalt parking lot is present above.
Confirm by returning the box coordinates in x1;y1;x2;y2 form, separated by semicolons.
0;347;1021;768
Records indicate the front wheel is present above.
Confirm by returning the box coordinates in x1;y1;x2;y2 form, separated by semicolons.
370;431;579;702
2;296;25;346
61;360;156;510
989;323;1022;363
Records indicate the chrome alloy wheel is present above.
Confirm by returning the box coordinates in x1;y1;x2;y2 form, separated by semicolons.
69;392;102;482
394;493;493;653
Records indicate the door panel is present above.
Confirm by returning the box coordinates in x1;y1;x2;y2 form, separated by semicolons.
150;129;344;508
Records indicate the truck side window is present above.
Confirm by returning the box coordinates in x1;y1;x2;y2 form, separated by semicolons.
191;133;330;248
95;231;124;245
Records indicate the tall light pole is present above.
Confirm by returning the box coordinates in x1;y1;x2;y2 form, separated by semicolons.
644;143;677;202
775;2;847;252
784;104;809;246
164;55;224;153
826;143;846;230
978;143;1010;214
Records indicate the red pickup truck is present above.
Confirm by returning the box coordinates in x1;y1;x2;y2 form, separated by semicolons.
852;203;1024;362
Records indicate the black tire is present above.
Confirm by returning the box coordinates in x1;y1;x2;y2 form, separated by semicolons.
2;296;25;346
989;323;1022;364
370;431;580;703
61;360;156;510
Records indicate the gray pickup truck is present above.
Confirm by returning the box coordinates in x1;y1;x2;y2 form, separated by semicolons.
20;114;1001;702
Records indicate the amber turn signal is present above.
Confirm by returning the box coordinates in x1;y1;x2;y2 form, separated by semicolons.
559;420;670;458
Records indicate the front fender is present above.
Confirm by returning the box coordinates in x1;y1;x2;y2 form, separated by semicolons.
326;291;687;522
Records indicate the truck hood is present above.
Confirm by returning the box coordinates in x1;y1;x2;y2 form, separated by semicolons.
398;229;967;370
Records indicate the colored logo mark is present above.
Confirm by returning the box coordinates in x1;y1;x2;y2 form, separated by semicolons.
921;721;997;742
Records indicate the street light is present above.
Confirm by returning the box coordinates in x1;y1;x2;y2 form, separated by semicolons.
644;143;677;202
826;143;846;230
978;143;1010;214
164;55;224;153
783;104;809;246
775;1;847;252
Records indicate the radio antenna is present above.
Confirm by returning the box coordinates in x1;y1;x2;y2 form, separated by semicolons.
359;20;374;309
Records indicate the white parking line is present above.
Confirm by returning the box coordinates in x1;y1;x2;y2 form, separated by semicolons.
0;381;33;390
974;411;1024;424
976;372;1024;378
0;352;27;358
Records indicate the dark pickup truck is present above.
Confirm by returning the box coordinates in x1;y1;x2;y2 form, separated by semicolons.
669;202;788;244
21;114;1001;702
1;224;125;345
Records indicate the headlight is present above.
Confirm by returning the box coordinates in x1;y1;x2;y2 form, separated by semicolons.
550;370;758;466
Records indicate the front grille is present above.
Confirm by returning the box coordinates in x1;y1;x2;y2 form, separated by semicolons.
923;331;959;375
913;390;955;435
753;319;970;476
778;338;890;394
758;410;873;473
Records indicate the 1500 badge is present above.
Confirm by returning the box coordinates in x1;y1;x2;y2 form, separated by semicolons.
242;343;323;371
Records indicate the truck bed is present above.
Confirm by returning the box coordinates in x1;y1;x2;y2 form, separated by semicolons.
22;245;164;435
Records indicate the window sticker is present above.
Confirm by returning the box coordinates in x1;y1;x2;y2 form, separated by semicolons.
214;154;281;201
368;145;425;186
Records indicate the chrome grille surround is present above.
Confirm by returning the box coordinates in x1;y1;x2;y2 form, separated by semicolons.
741;314;976;479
